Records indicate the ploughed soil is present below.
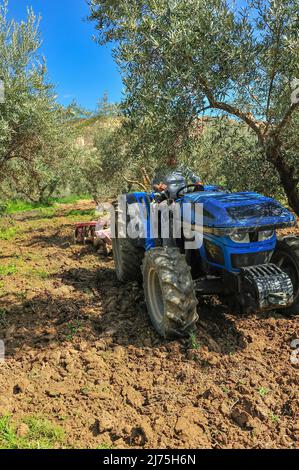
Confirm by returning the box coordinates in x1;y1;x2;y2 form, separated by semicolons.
0;200;298;449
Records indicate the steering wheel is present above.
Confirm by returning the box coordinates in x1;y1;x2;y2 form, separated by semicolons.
176;184;205;198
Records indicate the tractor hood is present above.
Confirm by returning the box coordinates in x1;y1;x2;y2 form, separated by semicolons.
181;191;296;234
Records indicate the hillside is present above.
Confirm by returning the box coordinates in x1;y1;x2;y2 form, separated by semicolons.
72;116;122;150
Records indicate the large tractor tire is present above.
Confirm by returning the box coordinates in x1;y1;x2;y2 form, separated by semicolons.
112;202;144;283
272;236;299;315
142;247;198;338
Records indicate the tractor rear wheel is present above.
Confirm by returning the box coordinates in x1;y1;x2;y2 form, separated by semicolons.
143;247;198;338
112;202;144;282
272;236;299;315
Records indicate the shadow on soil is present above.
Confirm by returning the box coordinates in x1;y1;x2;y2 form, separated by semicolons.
0;292;103;357
24;232;102;258
3;258;278;359
25;228;74;249
51;264;115;293
12;211;58;222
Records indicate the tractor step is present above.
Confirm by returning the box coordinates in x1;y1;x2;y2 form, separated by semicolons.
194;275;224;294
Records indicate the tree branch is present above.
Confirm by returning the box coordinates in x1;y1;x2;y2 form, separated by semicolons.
196;76;264;140
276;101;299;135
265;17;284;128
123;175;148;191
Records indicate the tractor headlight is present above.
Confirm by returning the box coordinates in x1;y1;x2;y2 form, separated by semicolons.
230;232;250;243
258;230;274;241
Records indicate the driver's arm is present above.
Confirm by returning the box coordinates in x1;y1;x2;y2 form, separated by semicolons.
152;169;167;192
153;182;167;192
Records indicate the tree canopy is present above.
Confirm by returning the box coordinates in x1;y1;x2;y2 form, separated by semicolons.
0;0;82;203
89;0;299;212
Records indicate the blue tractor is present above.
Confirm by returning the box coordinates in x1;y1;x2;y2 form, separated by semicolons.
112;177;299;338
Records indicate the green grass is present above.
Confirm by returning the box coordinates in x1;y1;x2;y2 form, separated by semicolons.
0;262;48;285
97;442;114;449
52;194;91;204
65;208;95;217
269;412;280;423
221;385;230;394
189;332;200;350
0;264;17;277
4;195;92;215
5;202;56;219
24;268;50;280
0;415;65;449
5;200;51;214
258;387;270;398
36;207;57;218
0;227;18;241
65;320;83;341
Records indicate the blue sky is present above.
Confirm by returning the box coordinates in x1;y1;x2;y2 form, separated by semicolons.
8;0;123;110
7;1;249;111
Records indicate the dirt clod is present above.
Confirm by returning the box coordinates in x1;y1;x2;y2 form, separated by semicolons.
16;423;30;438
0;201;298;448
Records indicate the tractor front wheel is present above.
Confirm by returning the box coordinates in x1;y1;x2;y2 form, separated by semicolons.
272;236;299;315
142;247;198;338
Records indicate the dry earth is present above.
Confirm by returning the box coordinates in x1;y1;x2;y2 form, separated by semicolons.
0;200;298;448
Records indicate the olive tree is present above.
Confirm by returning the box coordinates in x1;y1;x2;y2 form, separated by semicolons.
188;117;282;198
0;1;78;203
2;113;80;203
89;0;299;212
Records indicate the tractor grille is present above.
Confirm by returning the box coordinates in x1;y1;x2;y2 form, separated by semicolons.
231;251;273;269
240;264;293;309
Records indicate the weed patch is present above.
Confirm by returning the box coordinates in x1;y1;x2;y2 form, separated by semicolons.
65;320;83;341
22;267;50;280
0;227;18;241
189;332;200;350
5;196;91;214
0;415;65;449
258;387;270;398
0;264;17;277
65;208;95;218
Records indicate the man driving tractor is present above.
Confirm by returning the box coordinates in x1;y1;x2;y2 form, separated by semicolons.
152;157;204;196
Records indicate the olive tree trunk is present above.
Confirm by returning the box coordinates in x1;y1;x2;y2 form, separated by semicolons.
265;138;299;215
